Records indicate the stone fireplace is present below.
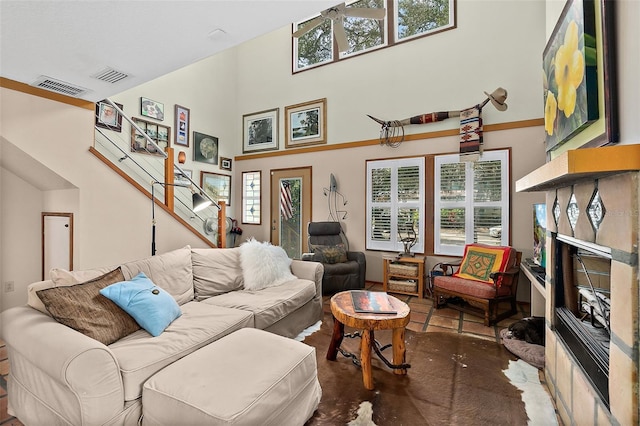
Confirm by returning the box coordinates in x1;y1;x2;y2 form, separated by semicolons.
517;145;639;426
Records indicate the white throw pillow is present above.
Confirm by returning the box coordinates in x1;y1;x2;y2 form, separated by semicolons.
239;238;295;291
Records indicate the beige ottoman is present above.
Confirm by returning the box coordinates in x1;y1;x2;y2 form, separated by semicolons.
142;328;321;425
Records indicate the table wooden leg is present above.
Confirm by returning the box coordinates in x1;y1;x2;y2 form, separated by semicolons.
392;327;407;375
326;316;344;361
361;329;374;390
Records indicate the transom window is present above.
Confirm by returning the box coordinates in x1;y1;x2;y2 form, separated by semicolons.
293;0;456;72
434;150;510;256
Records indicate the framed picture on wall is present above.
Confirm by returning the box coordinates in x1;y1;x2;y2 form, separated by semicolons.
543;0;618;152
220;157;232;171
201;171;231;207
242;108;278;153
130;117;170;156
193;131;218;164
95;100;123;132
140;97;165;121
174;105;190;147
284;98;326;148
174;167;192;186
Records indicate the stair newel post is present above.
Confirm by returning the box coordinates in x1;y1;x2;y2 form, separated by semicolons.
165;147;175;211
218;201;226;248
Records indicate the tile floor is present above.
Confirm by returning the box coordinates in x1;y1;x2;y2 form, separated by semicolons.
0;282;531;425
328;282;532;343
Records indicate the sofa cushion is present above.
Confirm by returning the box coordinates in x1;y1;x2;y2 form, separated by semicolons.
191;247;244;300
120;246;194;305
50;265;116;286
453;244;513;285
142;328;321;426
36;267;141;345
100;272;182;337
239;238;295;291
109;301;253;402
433;275;512;298
201;278;316;330
28;265;117;314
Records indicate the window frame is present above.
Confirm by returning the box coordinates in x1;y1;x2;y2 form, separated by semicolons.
393;0;457;44
293;0;456;73
366;156;425;253
433;149;510;256
241;170;262;225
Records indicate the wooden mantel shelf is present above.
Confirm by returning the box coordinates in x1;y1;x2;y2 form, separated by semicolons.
516;144;640;192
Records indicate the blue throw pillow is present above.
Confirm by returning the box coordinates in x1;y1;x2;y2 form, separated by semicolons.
99;272;181;337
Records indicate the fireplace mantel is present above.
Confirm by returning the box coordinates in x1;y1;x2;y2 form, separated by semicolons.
516;145;640;192
514;143;640;426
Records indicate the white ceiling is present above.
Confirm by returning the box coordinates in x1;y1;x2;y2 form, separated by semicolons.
0;0;335;102
0;0;335;190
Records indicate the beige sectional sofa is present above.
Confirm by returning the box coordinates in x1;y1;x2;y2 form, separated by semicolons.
1;245;324;425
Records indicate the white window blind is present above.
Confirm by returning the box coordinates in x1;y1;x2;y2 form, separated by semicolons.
366;157;425;253
434;150;510;256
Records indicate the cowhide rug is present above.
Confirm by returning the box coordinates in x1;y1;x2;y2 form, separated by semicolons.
303;313;529;425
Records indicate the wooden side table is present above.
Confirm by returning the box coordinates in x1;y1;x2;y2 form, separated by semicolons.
383;255;425;298
326;291;411;390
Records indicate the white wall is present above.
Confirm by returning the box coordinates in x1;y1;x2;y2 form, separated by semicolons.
235;0;546;148
1;168;43;309
0;88;211;310
109;48;239;199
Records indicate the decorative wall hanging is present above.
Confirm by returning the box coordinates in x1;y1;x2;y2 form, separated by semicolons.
220;157;232;171
543;0;618;152
95;100;123;132
130;117;170;156
174;105;190;147
177;151;186;164
242;108;279;153
193;131;218;165
201;171;231;207
140;97;164;121
367;87;508;157
285;98;326;148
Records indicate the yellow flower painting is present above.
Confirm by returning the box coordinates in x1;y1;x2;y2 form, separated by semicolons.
543;0;599;150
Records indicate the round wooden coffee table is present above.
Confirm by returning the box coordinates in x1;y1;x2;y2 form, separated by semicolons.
327;290;411;390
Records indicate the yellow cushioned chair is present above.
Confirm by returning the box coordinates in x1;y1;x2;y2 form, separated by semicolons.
433;244;522;326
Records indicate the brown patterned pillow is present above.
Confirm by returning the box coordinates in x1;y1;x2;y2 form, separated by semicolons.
311;243;348;264
37;267;140;345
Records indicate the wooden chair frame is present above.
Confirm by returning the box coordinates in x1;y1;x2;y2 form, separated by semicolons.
433;251;522;326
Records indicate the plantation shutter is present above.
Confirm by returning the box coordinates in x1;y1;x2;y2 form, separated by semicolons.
434;150;509;256
366;157;425;253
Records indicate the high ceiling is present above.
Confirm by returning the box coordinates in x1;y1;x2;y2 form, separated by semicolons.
0;0;335;102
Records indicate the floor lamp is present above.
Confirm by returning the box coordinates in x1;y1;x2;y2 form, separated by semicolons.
151;181;212;256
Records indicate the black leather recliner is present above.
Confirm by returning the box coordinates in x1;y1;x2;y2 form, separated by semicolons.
302;222;366;295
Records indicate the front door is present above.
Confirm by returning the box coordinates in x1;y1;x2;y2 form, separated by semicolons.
270;167;312;259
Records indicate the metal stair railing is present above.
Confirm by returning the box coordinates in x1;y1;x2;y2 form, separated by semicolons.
92;99;225;249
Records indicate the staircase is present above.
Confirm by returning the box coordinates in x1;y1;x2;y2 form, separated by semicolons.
92;100;226;249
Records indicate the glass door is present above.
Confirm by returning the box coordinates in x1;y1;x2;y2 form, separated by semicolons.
270;167;311;259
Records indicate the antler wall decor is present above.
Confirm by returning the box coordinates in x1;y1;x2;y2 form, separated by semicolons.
368;87;508;151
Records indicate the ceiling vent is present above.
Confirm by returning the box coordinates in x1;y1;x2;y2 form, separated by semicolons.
91;67;129;84
32;76;89;97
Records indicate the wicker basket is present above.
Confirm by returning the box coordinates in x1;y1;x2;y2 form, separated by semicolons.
388;279;417;293
389;263;418;277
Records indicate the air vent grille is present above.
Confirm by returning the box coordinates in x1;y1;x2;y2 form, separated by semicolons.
32;76;88;97
92;67;129;84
